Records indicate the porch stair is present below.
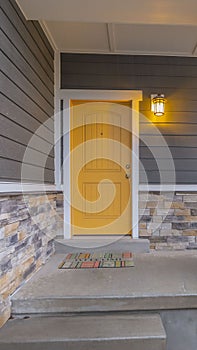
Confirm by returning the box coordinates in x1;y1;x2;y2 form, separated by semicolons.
10;252;197;316
0;314;166;350
2;251;197;350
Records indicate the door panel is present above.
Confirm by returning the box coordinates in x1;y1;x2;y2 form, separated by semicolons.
70;100;132;235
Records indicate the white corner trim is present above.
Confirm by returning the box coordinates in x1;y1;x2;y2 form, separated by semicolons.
0;182;59;194
54;50;61;187
139;184;197;192
132;100;140;239
39;20;58;51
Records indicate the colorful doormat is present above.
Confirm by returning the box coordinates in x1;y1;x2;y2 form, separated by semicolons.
59;252;134;269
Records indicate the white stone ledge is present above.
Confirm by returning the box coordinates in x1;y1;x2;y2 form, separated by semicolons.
0;182;62;195
139;185;197;192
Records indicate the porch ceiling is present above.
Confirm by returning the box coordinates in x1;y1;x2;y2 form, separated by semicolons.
16;0;197;56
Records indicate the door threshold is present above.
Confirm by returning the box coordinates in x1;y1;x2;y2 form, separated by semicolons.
55;237;150;253
71;234;132;239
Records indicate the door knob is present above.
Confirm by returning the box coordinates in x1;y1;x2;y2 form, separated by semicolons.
125;173;130;179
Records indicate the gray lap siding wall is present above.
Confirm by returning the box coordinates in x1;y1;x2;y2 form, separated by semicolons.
0;0;56;328
0;0;54;183
61;53;197;184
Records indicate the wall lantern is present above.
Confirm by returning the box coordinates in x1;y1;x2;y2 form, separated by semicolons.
151;94;166;116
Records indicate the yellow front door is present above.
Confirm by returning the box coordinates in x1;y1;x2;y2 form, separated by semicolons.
70;100;132;235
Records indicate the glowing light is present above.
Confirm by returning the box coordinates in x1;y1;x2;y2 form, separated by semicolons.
151;94;166;116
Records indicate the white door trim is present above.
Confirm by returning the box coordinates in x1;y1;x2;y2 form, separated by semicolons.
58;89;142;239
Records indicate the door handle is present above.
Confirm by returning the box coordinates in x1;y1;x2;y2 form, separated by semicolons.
125;173;130;179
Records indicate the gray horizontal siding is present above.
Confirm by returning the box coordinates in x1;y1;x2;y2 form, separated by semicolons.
140;112;197;124
61;74;197;89
0;114;53;152
0;137;54;170
11;1;54;69
61;53;197;66
61;61;197;77
0;51;53;117
140;123;197;135
33;21;54;58
140;159;197;171
1;1;53;77
1;70;54;130
0;93;54;136
0;158;53;183
61;53;197;184
139;171;197;184
141;136;197;147
0;7;54;93
1;29;53;106
0;0;54;183
140;146;197;159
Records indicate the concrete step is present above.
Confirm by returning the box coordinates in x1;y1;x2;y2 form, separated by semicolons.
55;237;150;253
0;314;166;350
11;252;197;316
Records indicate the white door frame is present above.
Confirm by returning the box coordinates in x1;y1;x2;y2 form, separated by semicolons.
56;89;142;239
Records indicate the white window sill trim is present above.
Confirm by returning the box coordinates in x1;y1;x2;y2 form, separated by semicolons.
0;182;63;195
1;182;196;195
139;184;197;192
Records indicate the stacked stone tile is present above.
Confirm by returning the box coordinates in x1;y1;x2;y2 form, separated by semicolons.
139;192;197;250
0;193;60;327
50;191;197;250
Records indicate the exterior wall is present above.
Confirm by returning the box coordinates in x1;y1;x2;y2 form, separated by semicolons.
0;193;59;327
139;192;197;250
55;190;197;250
0;0;54;183
60;53;197;246
61;53;197;184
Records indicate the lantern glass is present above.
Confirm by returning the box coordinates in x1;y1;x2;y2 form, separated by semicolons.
151;95;166;116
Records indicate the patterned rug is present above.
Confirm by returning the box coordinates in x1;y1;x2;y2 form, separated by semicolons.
59;252;134;269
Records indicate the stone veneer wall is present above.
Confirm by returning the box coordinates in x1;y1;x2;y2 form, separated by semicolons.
48;191;197;250
0;193;60;327
139;192;197;250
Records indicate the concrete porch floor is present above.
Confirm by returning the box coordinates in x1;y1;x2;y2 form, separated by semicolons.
11;250;197;314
